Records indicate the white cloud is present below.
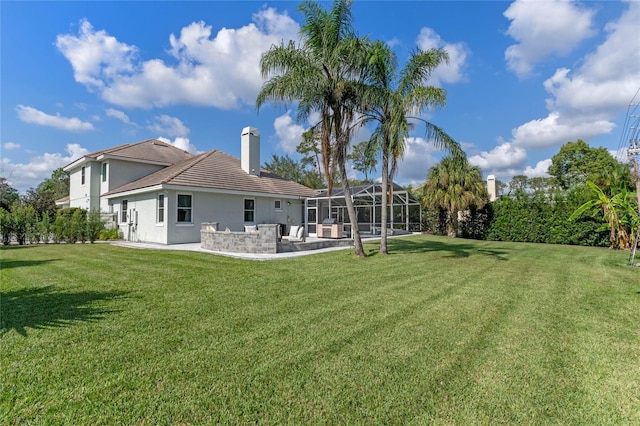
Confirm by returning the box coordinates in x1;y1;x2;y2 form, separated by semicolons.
523;158;552;178
16;105;95;132
394;137;442;185
504;0;596;78
511;111;615;149
105;108;131;123
156;136;198;154
0;144;88;192
3;142;20;150
273;112;305;152
416;28;468;86
468;142;528;174
147;114;189;137
56;20;137;89
509;1;639;149
56;9;299;109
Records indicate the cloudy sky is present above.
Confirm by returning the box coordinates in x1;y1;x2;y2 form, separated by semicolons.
2;0;638;193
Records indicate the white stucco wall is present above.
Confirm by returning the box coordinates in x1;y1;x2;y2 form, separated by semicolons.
68;162;100;211
111;189;306;244
112;193;168;244
99;160;166;211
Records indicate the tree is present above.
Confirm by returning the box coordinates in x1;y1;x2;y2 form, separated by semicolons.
12;204;37;245
360;41;461;253
348;140;377;182
263;153;324;189
257;0;369;256
422;156;488;237
22;168;70;220
549;140;631;190
570;180;638;249
0;207;13;245
263;154;304;183
38;168;70;200
22;187;56;220
0;177;19;211
297;129;324;181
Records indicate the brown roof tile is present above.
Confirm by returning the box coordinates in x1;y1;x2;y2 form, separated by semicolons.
87;139;193;165
106;150;318;198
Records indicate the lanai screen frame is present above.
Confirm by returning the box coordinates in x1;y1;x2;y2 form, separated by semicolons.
304;183;422;237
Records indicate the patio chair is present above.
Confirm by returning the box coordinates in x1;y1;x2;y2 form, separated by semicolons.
285;225;306;242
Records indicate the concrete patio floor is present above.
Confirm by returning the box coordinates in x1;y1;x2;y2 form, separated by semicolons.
110;236;356;260
110;233;419;260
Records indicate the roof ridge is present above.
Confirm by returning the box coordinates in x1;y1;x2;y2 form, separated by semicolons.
87;143;132;158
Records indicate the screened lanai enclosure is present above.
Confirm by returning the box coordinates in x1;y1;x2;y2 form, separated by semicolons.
304;183;422;238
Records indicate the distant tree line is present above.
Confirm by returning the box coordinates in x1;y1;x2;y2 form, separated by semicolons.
0;169;121;245
420;140;639;249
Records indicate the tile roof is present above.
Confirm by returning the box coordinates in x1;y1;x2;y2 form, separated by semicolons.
86;139;193;165
105;150;319;198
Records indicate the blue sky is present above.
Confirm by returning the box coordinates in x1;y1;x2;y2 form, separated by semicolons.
2;0;639;193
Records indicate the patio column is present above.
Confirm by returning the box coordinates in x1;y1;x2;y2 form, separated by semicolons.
405;190;409;231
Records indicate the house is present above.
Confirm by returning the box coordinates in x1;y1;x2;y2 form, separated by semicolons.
63;127;318;244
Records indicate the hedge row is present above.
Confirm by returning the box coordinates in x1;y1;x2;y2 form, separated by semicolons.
0;207;117;245
423;190;610;247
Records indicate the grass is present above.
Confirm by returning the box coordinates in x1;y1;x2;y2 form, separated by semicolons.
1;235;639;424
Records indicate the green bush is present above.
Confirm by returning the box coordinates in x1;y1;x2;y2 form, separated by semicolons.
99;227;123;241
86;209;105;243
0;207;13;245
484;191;609;247
39;213;51;243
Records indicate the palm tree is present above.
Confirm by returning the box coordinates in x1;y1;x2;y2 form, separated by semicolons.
422;156;488;237
256;0;369;256
570;180;638;249
360;41;462;253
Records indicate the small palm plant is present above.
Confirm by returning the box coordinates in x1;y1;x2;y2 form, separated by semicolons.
570;181;638;249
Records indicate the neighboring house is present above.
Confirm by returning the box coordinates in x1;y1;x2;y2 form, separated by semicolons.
63;127;318;244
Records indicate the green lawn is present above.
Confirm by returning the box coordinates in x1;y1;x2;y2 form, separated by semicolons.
1;235;639;424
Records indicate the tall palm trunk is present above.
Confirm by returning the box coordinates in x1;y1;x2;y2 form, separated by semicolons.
378;139;390;254
334;111;365;257
338;158;365;257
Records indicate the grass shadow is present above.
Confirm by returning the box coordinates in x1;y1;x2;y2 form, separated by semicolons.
386;237;510;260
0;286;130;337
0;258;61;270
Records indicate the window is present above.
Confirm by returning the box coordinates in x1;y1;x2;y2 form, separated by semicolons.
102;163;107;182
81;166;86;185
121;200;128;223
177;194;192;223
157;194;165;223
274;200;282;210
244;199;255;223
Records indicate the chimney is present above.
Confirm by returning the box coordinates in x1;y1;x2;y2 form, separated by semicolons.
241;126;260;176
487;175;497;202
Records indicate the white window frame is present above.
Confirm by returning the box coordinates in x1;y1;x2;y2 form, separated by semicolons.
177;193;193;224
244;198;255;223
81;166;86;185
157;193;165;224
121;200;128;223
101;162;107;182
274;199;282;211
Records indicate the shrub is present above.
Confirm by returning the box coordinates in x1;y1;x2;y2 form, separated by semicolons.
39;213;51;243
0;207;13;245
86;209;105;243
12;204;37;245
99;227;123;241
